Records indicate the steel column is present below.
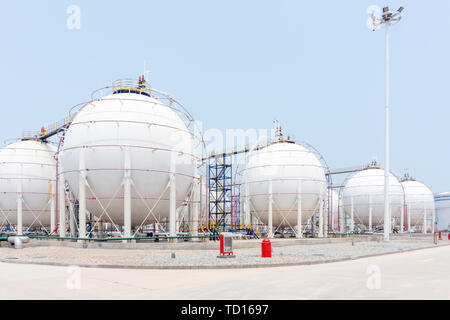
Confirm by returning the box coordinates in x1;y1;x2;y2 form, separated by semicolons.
78;150;86;239
268;180;273;238
16;175;23;236
58;164;66;238
123;148;131;238
169;152;177;237
296;182;302;238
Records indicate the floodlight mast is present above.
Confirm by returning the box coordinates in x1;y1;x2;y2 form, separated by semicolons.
370;6;403;242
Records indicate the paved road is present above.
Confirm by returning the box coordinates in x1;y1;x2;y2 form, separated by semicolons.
0;245;448;299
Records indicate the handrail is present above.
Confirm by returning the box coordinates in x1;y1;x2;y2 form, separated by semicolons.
111;78;151;97
21;115;73;140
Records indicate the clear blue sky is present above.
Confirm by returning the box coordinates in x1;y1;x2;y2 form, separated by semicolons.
0;1;448;193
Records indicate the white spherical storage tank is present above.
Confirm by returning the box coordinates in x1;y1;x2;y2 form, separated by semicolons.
60;83;197;237
341;168;403;231
435;193;450;231
0;140;56;232
401;179;435;233
242;141;326;235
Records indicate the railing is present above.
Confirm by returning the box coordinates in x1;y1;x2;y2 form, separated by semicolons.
109;78;178;108
327;163;381;175
21;115;73;140
111;78;151;97
202;135;297;161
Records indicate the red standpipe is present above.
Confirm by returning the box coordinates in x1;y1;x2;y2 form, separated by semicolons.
261;238;271;258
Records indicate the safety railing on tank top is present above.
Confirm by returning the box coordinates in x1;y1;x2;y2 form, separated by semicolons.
109;78;183;111
111;78;152;97
90;78;198;131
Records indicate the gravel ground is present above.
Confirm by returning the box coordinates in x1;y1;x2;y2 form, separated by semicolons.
0;238;443;268
117;241;436;267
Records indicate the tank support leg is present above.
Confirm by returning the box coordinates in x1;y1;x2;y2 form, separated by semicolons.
407;202;411;232
17;178;23;236
296;196;302;238
323;193;328;238
245;183;250;226
123;148;131;239
169;153;177;239
58;165;66;238
400;199;404;233
388;207;392;234
191;169;199;241
69;201;76;237
431;204;435;234
50;193;56;234
268;180;273;239
78;151;86;240
350;197;355;232
318;196;324;238
423;202;427;234
296;183;302;238
369;195;373;232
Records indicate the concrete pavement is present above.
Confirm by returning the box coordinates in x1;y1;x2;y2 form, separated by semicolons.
0;245;448;299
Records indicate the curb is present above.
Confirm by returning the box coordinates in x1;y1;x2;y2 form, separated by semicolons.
0;243;448;270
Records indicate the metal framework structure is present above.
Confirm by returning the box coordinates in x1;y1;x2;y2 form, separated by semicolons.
231;183;241;227
207;153;232;232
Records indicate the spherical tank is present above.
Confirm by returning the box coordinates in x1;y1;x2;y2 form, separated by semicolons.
342;168;403;228
435;192;450;231
401;179;434;231
242;141;326;228
60;91;196;226
0;140;56;226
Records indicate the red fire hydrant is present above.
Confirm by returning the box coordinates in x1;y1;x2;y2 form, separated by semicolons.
261;238;271;258
439;232;442;240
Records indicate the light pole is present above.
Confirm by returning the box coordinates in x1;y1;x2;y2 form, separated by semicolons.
370;6;404;242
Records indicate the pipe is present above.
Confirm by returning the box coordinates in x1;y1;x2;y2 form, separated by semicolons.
7;236;30;249
26;234;219;241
